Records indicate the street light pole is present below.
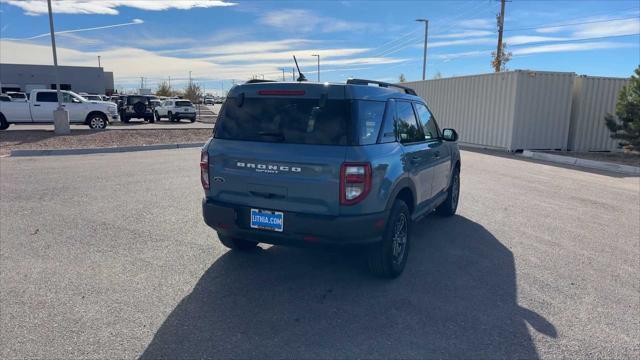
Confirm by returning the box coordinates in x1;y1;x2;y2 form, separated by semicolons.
98;55;101;68
47;0;69;134
311;54;320;82
416;19;429;80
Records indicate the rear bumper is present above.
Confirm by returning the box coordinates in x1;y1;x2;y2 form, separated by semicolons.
202;198;388;247
175;112;196;119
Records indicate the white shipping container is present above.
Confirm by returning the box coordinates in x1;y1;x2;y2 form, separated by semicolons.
568;76;629;152
403;70;575;151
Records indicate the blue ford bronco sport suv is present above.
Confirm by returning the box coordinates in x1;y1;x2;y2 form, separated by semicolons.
201;79;460;278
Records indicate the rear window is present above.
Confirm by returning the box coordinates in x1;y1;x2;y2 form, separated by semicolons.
175;101;193;107
215;97;350;145
36;92;58;102
127;96;148;105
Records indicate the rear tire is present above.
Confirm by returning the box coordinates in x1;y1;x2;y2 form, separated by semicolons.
218;235;258;251
0;114;10;130
367;199;411;278
436;166;460;217
190;118;196;123
168;111;174;122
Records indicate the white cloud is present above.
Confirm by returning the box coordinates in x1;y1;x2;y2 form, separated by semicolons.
455;18;494;29
536;18;639;36
162;39;316;56
0;39;405;87
512;41;634;56
431;30;494;39
208;48;370;63
430;37;494;48
2;0;236;16
432;41;634;61
259;9;369;33
431;50;492;61
7;19;144;40
504;35;569;46
571;18;640;38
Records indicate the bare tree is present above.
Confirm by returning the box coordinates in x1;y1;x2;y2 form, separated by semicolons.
184;82;202;103
155;81;172;97
399;73;407;83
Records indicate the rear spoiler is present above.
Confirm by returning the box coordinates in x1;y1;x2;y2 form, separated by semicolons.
245;79;277;84
346;78;417;96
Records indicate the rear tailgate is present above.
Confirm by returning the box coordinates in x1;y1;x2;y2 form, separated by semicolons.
207;82;350;216
208;139;345;216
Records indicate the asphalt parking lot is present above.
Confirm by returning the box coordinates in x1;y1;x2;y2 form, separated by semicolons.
0;149;638;358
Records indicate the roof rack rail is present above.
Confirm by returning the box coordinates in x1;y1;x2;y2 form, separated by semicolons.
245;79;277;84
346;78;417;96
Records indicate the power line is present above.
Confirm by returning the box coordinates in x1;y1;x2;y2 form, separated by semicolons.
368;0;497;59
364;0;492;57
505;16;638;32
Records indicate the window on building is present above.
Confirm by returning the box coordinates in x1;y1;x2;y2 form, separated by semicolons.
50;84;72;90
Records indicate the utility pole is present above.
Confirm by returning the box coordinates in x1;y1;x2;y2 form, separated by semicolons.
416;19;429;80
97;55;101;68
280;68;286;81
189;71;192;85
140;77;144;90
495;0;506;72
292;67;295;81
311;54;320;82
47;0;69;134
168;75;171;88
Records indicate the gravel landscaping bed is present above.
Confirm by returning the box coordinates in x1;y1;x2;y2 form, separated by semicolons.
0;129;212;156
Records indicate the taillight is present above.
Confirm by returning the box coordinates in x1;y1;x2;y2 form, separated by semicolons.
340;162;371;205
200;149;210;190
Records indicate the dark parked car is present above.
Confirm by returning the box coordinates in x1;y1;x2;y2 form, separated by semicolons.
119;95;155;123
200;79;461;278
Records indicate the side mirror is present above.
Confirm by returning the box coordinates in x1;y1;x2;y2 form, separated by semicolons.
442;128;458;142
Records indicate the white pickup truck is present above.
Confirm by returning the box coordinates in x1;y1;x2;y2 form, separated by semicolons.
0;89;119;130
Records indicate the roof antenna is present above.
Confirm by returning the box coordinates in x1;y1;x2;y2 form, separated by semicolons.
293;55;307;82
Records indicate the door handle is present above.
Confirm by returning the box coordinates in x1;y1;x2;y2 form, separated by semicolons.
434;151;441;159
410;156;421;163
33;104;41;107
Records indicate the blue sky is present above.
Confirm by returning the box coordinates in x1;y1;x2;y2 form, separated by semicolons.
1;0;638;94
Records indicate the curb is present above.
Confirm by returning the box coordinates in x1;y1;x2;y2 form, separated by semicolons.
10;143;205;157
521;150;640;175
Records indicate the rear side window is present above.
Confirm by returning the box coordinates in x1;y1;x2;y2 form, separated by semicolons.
396;101;423;143
414;103;440;140
354;100;385;145
215;97;350;145
36;92;57;102
175;101;192;107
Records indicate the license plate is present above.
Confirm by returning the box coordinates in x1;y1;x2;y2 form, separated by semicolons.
183;108;190;112
250;209;284;232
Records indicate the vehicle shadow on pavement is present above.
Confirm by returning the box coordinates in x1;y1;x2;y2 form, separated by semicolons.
140;215;556;359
